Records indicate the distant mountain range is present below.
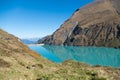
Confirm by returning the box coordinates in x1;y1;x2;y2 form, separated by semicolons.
38;0;120;48
21;38;39;44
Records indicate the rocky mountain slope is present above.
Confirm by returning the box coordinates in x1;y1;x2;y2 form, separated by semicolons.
0;29;120;80
39;0;120;48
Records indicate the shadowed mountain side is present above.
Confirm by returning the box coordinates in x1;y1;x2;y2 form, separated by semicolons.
38;0;120;48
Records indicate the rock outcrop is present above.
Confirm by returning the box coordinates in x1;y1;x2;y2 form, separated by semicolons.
39;0;120;47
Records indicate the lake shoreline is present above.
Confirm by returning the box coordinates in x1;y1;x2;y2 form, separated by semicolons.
27;43;44;46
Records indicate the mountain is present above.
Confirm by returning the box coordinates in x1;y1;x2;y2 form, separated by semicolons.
0;29;120;79
39;0;120;48
21;39;35;44
21;38;39;44
37;35;51;44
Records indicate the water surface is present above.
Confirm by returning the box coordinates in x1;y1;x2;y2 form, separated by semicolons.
29;45;120;68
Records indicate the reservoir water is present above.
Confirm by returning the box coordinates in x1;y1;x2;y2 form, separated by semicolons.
29;45;120;68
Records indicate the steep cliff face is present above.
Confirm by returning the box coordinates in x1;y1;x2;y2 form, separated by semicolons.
40;0;120;47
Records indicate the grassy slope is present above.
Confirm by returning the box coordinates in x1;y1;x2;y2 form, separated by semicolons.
0;29;120;80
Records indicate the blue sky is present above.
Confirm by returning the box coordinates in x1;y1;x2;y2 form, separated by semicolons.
0;0;93;38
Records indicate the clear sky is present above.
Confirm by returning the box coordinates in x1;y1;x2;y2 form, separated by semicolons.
0;0;93;39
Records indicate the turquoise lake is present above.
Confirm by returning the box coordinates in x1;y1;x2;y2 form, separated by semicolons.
29;45;120;68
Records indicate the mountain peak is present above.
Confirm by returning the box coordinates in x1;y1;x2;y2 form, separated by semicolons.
72;0;120;28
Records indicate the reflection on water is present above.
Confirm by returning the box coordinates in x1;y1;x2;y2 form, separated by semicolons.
29;45;120;68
